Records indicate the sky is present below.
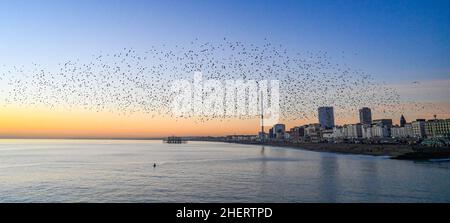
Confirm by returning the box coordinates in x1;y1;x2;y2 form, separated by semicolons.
0;0;449;138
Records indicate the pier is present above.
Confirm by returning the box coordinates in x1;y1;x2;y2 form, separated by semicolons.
163;136;187;144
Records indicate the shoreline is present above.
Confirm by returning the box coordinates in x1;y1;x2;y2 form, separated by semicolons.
193;140;450;160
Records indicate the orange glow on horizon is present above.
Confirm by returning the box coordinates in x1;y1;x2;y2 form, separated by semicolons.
0;105;261;138
1;102;449;138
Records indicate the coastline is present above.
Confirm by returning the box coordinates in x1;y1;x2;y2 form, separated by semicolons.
192;140;450;160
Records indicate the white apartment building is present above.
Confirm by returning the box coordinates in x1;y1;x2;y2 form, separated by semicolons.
391;123;413;138
411;120;426;138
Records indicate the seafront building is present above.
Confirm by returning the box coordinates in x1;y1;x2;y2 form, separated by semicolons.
391;123;414;138
304;123;322;142
268;128;274;139
332;126;344;139
425;119;450;138
347;124;363;139
252;107;449;146
332;124;363;140
226;135;258;141
289;126;305;142
321;129;334;141
370;123;391;138
272;124;286;140
412;119;426;138
362;124;372;139
359;107;372;125
318;106;335;129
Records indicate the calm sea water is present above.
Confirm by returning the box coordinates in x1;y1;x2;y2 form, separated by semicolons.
0;139;449;203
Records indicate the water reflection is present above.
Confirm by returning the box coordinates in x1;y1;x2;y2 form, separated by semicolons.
259;146;267;176
359;159;380;202
318;155;340;202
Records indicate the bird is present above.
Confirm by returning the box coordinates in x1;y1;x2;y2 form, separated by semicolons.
0;38;440;125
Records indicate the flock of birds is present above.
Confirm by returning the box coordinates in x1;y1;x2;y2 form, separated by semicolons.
0;38;444;123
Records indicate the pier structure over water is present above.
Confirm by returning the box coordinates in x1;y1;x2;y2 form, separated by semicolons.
164;136;187;144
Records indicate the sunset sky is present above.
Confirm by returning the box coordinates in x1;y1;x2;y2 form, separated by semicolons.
0;0;449;138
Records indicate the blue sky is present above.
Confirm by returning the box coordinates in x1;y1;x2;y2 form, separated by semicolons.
0;0;449;82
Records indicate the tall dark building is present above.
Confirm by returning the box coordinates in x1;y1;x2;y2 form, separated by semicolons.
268;128;274;139
400;115;407;127
359;107;372;125
318;106;335;129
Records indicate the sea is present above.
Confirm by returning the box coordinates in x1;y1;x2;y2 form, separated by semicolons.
0;139;449;203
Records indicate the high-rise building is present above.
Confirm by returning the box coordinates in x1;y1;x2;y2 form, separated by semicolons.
273;124;286;139
359;107;372;125
318;106;335;129
400;115;407;127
